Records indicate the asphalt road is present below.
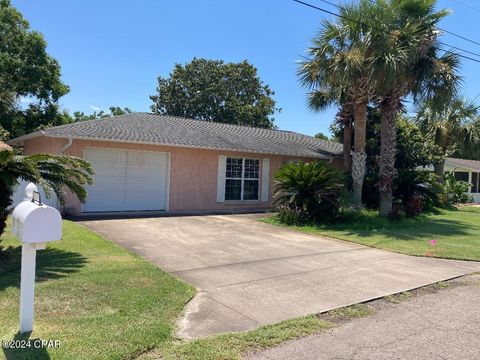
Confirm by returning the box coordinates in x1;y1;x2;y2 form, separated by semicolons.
247;274;480;360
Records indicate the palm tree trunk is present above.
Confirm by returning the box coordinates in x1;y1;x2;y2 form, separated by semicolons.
434;161;445;182
352;100;368;205
379;99;399;217
343;118;352;172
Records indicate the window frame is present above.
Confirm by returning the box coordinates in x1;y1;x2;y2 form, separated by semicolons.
225;157;260;201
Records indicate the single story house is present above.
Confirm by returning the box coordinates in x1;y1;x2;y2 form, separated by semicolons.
8;113;343;214
443;157;480;203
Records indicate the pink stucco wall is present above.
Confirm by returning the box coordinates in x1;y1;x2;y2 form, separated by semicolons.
22;137;341;214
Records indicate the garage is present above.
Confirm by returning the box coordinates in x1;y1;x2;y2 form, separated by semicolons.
83;148;169;212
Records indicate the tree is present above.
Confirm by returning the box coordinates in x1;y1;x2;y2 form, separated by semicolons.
368;0;460;216
298;0;377;205
72;106;133;122
150;58;278;128
0;141;94;238
417;97;480;179
314;132;330;141
0;0;69;138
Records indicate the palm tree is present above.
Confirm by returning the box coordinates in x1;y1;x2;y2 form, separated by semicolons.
417;97;480;179
368;0;460;216
0;141;94;237
298;0;376;205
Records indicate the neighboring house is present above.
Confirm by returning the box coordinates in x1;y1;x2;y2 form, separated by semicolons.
443;157;480;203
8;113;343;214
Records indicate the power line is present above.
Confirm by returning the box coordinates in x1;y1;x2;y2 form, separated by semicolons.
440;28;480;47
313;0;480;48
449;0;480;15
292;0;480;64
439;42;480;59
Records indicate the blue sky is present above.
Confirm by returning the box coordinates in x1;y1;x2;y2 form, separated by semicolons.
12;0;480;137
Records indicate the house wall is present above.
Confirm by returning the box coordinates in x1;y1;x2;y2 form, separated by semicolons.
22;137;342;214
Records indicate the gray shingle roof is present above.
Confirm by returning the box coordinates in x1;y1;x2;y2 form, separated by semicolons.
446;157;480;172
11;112;343;158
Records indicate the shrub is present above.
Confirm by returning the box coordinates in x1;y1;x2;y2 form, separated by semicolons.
405;195;424;217
444;171;473;204
394;169;444;215
273;161;344;223
276;206;308;226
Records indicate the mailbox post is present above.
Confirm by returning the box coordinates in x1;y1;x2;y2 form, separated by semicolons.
11;183;62;333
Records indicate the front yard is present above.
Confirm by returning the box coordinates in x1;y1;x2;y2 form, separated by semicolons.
262;206;480;262
0;220;333;360
0;219;195;359
2;207;479;359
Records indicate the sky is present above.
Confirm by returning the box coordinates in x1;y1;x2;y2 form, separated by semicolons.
12;0;480;137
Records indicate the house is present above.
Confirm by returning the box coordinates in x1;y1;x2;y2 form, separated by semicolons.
8;113;343;214
443;157;480;203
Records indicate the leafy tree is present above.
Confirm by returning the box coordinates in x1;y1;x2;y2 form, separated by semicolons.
298;0;377;205
150;58;278;128
314;132;330;141
417;97;480;179
0;0;69;138
72;106;133;122
0;141;94;238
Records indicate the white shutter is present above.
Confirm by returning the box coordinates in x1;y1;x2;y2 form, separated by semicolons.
217;156;227;202
261;158;270;202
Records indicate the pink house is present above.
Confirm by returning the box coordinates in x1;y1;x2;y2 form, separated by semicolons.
8;113;343;215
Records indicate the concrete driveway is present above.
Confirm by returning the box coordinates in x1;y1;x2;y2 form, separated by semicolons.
79;214;480;338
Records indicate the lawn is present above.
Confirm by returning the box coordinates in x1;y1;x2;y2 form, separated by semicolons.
0;219;195;360
262;206;480;262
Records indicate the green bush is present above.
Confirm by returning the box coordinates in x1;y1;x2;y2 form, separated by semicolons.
276;206;308;226
273;161;344;223
394;169;445;215
444;171;473;204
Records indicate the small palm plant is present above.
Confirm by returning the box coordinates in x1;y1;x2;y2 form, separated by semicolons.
273;161;344;223
0;141;94;237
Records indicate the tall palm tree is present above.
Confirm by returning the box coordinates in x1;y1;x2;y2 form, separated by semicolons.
298;0;377;205
417;97;480;179
0;141;94;237
369;0;460;216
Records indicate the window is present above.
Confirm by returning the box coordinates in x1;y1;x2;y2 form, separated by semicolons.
225;158;260;201
454;171;469;182
473;172;479;193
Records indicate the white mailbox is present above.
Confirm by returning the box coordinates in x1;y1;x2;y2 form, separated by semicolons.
11;183;63;333
12;200;62;245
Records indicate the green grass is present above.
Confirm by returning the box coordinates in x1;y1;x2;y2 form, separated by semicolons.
150;316;333;360
262;206;480;262
327;304;374;320
0;219;195;360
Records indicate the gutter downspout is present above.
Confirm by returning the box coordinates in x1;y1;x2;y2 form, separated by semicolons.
58;137;73;213
60;137;73;154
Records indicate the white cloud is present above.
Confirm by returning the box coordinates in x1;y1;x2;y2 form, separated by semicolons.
89;105;100;112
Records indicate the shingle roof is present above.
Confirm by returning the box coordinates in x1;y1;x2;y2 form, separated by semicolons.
10;112;343;158
446;157;480;172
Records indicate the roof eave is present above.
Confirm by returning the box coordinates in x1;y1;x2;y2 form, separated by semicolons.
7;130;45;145
38;134;339;159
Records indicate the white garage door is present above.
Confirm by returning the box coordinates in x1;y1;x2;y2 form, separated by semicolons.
83;148;169;212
